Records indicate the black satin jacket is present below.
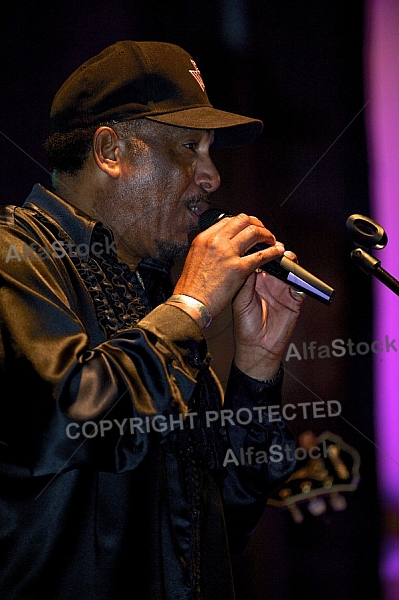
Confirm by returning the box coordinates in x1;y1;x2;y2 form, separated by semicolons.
0;185;296;600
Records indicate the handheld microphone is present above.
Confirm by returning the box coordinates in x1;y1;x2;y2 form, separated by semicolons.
197;208;335;305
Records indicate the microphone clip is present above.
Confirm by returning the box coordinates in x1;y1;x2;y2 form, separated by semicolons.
346;214;399;296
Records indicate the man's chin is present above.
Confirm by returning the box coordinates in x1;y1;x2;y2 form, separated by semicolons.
154;240;189;263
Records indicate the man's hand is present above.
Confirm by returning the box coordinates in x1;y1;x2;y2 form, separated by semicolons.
172;213;303;371
232;252;304;381
173;213;285;317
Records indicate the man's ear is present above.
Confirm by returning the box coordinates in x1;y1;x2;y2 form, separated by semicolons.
92;126;122;178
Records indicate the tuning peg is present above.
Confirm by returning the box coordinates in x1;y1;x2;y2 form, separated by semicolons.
307;497;327;517
329;493;347;512
288;503;304;524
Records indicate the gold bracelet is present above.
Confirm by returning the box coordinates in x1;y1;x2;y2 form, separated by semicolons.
166;294;213;329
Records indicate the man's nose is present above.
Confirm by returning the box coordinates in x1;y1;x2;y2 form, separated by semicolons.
194;155;221;192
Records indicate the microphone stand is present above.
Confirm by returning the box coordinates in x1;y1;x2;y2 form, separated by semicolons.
350;248;399;296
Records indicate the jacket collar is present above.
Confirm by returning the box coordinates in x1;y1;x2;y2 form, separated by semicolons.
24;184;174;278
23;184;101;249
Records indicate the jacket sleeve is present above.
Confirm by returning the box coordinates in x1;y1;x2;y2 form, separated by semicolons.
0;225;211;476
219;363;296;550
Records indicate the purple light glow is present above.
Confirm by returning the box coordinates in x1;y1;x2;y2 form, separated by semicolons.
365;0;399;509
381;535;399;581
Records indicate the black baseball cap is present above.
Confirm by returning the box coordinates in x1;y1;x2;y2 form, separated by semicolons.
50;40;263;147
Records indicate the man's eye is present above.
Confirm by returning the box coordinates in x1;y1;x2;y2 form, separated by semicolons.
184;142;197;151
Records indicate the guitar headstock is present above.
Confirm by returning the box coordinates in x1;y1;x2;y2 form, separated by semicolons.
267;430;361;523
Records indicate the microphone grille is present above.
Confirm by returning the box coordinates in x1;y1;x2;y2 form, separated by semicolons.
198;208;233;232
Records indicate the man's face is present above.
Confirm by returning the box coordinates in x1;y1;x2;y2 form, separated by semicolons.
101;120;221;267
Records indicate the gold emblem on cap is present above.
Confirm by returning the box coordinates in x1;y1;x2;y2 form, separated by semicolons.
189;60;205;92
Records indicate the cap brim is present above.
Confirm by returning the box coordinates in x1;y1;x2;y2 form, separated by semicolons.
146;106;263;148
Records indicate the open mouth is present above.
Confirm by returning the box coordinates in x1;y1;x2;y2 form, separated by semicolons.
188;205;206;218
186;198;209;220
186;202;209;233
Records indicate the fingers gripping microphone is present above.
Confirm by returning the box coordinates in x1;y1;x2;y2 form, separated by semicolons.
197;208;335;305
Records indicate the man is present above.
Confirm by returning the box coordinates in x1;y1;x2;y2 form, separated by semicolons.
0;41;304;599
